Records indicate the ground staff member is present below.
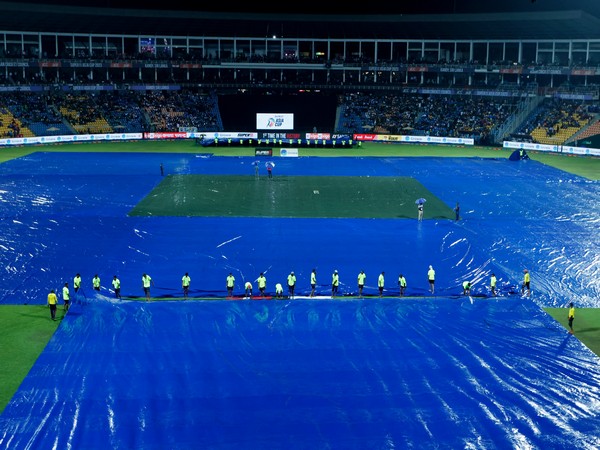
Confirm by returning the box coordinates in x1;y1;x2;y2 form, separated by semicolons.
62;282;70;312
48;289;58;320
142;273;154;300
287;271;296;299
357;270;366;298
182;272;191;298
92;274;101;291
310;269;317;297
226;273;235;297
427;265;435;294
332;270;339;298
73;273;82;293
522;269;530;296
398;274;407;297
490;273;497;296
378;271;385;297
568;303;575;334
257;273;267;297
112;275;121;299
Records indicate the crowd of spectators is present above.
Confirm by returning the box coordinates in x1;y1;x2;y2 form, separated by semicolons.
0;89;222;136
0;89;597;145
338;92;518;144
513;98;596;143
138;91;221;132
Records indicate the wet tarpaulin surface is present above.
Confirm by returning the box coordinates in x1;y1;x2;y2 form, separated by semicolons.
1;297;600;449
0;152;599;448
0;152;598;306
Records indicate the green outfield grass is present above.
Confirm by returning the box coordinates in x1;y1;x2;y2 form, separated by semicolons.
544;308;600;355
129;174;453;219
1;139;598;179
0;306;61;413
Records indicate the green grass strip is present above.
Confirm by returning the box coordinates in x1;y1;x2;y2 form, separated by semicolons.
0;305;61;413
129;174;454;219
2;140;598;180
544;307;600;356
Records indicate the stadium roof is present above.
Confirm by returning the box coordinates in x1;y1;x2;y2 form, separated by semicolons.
0;1;600;40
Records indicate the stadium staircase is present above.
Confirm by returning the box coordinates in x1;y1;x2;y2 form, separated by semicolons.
566;116;600;144
0;111;34;138
530;112;591;145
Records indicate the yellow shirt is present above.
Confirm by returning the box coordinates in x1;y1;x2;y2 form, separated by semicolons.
332;273;339;286
258;276;266;289
47;292;58;305
287;274;296;286
227;275;235;287
357;272;366;285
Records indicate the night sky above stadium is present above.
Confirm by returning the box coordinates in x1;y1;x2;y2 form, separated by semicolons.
12;0;600;16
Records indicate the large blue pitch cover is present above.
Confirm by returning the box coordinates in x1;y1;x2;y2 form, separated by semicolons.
0;152;599;448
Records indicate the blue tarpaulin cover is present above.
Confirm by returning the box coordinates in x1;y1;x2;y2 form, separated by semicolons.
0;152;599;448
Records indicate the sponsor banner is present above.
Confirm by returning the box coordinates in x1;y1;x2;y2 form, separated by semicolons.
438;67;468;73
173;63;202;69
38;61;61;68
358;134;473;145
130;85;180;91
353;134;377;141
379;135;401;142
203;132;258;139
407;66;428;72
64;62;104;68
280;148;299;157
525;68;568;75
256;113;294;130
260;132;297;140
503;140;600;156
142;62;169;68
0;61;30;67
418;88;455;95
0;85;46;92
255;147;272;156
144;132;188;140
0;133;143;147
571;69;597;76
402;135;474;145
305;133;331;140
71;85;115;91
554;92;596;100
110;62;133;68
500;67;523;74
366;66;397;72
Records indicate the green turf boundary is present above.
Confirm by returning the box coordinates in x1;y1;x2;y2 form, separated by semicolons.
0;305;61;413
1;140;598;180
544;307;600;356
